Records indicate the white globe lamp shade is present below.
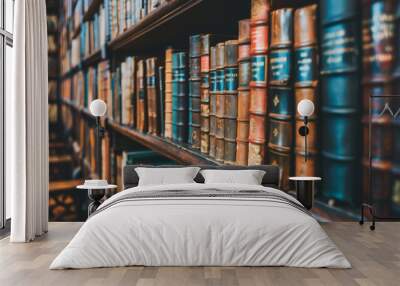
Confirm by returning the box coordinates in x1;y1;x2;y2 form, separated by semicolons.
90;99;107;117
297;99;315;117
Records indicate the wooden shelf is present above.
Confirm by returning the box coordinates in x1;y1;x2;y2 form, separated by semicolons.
82;49;102;67
72;25;81;39
62;99;96;120
61;65;80;79
62;98;220;165
107;121;220;165
83;0;102;22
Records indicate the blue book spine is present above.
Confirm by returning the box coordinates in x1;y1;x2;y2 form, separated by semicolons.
172;52;188;143
320;0;362;205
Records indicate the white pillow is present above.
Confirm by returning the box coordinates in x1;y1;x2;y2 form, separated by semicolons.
135;167;201;186
200;169;266;185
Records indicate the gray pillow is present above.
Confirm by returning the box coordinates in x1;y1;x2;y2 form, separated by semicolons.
200;169;266;185
135;167;201;186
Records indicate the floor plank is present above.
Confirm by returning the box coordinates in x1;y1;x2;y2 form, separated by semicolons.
0;222;399;286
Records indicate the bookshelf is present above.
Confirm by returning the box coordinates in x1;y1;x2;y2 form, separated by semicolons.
55;0;400;219
58;0;321;184
107;120;220;165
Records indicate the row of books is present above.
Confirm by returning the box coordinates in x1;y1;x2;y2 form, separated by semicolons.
109;0;168;39
60;0;172;75
65;108;175;191
80;5;108;59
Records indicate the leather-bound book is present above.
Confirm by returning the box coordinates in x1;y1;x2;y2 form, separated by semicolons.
362;0;396;215
270;8;293;86
164;47;174;139
146;57;159;135
267;8;294;189
237;19;251;165
200;34;211;154
223;40;239;164
295;150;317;177
320;0;362;204
271;8;293;48
172;51;188;143
189;80;201;145
136;60;147;133
267;87;294;184
294;4;319;178
215;42;226;162
248;3;270;165
251;0;270;23
294;4;317;48
268;148;291;190
200;34;232;155
189;34;202;149
158;66;165;137
209;46;218;158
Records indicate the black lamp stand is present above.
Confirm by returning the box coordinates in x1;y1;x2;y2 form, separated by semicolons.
299;116;309;162
95;117;105;177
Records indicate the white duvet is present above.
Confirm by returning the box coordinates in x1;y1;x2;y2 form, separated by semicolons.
50;183;351;269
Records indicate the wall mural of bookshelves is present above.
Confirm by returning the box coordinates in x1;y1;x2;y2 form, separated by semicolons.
56;0;400;219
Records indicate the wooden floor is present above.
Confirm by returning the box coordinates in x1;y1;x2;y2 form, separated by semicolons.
0;222;399;286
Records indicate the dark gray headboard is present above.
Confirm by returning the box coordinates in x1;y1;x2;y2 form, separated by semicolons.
123;165;280;190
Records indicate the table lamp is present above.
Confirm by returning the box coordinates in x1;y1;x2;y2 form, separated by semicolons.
297;99;315;162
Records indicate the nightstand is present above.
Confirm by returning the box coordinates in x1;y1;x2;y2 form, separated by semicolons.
77;183;117;216
289;177;321;210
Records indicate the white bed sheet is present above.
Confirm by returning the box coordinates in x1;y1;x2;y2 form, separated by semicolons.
50;183;351;269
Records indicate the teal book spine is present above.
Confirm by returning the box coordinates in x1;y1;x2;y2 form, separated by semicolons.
172;52;188;143
320;0;362;205
189;34;202;148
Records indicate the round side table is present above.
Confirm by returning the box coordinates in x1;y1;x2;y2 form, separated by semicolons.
77;184;117;216
289;177;321;210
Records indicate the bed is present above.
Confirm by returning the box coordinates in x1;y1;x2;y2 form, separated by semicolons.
50;165;351;269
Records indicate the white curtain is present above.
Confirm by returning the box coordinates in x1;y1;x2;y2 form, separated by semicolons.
7;0;49;242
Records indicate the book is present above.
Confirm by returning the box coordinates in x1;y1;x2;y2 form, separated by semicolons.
236;19;251;166
158;66;165;137
320;0;362;205
165;47;174;139
102;132;111;181
112;66;122;124
294;4;319;177
362;0;396;215
248;0;270;165
250;0;270;23
121;56;136;127
109;0;166;40
146;57;160;135
223;40;239;164
267;8;294;190
209;46;218;158
189;34;202;149
200;34;211;154
215;42;226;162
136;60;147;132
172;51;188;143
